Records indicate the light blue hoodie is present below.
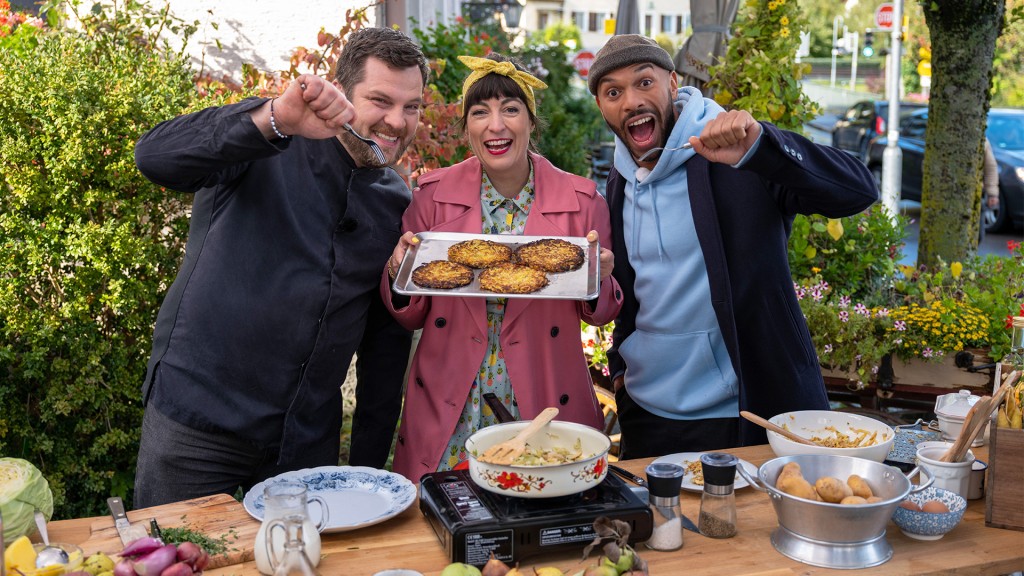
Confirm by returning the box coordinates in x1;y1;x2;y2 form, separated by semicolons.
612;86;739;420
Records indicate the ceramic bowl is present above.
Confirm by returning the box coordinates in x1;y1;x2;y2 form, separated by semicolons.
766;410;895;462
466;419;609;498
891;486;967;540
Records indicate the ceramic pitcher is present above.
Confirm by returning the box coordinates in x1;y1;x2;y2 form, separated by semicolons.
254;481;329;575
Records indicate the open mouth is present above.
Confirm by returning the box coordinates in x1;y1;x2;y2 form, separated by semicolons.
484;139;512;155
626;115;657;148
372;130;401;148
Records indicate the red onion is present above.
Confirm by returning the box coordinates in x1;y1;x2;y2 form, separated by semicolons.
174;542;202;566
119;537;165;558
132;544;178;576
113;558;137;576
158;562;194;576
193;550;210;571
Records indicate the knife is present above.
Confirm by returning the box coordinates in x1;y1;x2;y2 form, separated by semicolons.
107;497;148;545
608;465;701;534
609;464;648;488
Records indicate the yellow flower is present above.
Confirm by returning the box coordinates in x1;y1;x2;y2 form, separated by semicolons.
811;267;821;274
780;27;790;37
780;16;789;25
951;261;962;278
768;1;778;10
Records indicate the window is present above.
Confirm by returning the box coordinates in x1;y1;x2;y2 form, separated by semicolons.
661;15;674;34
676;15;684;34
538;12;549;29
644;14;652;35
572;11;585;30
589;12;600;32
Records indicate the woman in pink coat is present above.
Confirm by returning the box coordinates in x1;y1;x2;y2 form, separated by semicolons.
380;53;622;482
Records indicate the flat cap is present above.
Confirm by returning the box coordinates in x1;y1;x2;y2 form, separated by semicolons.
588;34;675;95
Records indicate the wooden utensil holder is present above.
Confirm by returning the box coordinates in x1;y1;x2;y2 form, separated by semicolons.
985;425;1024;531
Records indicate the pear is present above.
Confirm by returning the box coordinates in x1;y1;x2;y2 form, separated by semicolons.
601;548;634;574
440;562;483;576
533;567;565;576
583;565;618;576
82;553;115;576
481;554;511;576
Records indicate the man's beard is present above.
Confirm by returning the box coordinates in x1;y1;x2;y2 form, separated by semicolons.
606;99;677;163
339;127;413;168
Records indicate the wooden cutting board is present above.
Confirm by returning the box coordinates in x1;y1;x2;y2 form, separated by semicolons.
78;493;260;569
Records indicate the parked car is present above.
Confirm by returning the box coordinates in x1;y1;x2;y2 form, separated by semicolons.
866;108;1024;232
832;100;928;162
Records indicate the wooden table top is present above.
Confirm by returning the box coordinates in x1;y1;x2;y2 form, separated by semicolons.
44;444;1024;576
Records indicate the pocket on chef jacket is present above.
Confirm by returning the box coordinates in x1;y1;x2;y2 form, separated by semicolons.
618;329;736;419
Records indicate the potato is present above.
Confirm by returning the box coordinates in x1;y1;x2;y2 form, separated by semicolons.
840;495;869;505
777;462;803;482
846;474;874;499
814;476;853;503
777;474;819;500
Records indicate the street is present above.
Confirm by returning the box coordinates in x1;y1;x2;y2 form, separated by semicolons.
804;115;1021;265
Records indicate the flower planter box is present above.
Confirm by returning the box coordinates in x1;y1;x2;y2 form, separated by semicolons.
985;426;1024;531
821;351;994;410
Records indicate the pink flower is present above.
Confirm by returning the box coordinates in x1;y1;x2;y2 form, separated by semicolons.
855;303;869;316
894;320;907;331
839;311;850;322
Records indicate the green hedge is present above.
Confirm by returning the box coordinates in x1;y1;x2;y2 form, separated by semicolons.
0;31;202;518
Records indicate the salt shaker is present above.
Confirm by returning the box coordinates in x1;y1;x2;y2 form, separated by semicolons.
698;453;738;538
643;462;685;551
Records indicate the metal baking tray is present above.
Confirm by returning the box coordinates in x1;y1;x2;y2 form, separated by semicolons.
392;232;599;300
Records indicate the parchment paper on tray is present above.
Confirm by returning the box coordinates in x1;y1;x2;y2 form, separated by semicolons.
392;232;600;300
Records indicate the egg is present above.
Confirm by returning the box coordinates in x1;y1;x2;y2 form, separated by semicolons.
921;500;950;514
899;500;922;511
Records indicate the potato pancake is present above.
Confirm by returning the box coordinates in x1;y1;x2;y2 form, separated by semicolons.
411;260;474;289
514;239;585;273
448;239;513;269
478;263;549;294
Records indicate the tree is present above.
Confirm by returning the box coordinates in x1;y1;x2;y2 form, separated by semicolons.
708;0;819;131
917;0;1005;267
992;0;1024;106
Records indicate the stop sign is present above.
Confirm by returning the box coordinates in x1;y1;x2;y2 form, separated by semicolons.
573;51;596;78
875;3;895;30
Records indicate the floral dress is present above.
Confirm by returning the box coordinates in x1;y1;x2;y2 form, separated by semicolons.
439;163;536;471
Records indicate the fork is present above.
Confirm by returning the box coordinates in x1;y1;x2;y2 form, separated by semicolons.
637;141;693;163
298;82;388;165
342;123;388;165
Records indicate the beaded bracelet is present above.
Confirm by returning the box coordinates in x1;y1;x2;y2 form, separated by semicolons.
269;98;290;140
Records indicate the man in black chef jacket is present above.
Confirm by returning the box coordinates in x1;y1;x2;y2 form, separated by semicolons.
132;27;428;506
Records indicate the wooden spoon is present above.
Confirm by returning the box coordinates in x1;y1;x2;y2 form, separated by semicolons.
477;407;559;465
741;410;818;446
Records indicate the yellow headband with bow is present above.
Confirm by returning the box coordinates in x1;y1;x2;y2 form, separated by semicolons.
458;55;548;116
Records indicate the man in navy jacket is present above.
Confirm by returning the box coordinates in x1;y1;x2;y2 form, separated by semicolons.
132;28;427;506
589;35;878;458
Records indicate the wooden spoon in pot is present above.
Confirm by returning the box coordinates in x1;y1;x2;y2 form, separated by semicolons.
477;407;559;465
741;410;818;446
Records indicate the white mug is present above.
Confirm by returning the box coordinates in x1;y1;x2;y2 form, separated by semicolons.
915;444;975;498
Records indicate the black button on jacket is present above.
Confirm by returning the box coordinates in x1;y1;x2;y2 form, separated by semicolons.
134;98;412;466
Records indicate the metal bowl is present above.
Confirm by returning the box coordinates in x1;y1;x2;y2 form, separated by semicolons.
740;454;933;569
465;420;610;498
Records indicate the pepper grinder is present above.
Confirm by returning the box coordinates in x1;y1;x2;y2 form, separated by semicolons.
698;453;738;538
643;462;685;551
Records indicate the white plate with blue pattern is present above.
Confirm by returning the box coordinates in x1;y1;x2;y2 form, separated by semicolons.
243;466;416;533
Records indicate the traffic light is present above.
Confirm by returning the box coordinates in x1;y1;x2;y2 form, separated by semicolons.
862;29;875;57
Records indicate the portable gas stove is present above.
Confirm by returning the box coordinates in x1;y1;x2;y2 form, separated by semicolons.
419;469;653;566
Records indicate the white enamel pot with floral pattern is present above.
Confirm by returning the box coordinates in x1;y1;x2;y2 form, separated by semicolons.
466;420;610;498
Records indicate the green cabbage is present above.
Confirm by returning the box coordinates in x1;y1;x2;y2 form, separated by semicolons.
0;458;54;541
